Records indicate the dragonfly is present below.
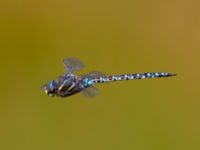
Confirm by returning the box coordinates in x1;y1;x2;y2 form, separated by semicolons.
41;57;176;98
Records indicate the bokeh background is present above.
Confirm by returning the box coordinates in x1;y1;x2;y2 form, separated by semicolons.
0;0;199;150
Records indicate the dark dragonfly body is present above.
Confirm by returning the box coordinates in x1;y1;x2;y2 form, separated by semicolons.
41;57;176;98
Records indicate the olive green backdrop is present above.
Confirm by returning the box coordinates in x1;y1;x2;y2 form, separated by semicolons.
0;0;199;150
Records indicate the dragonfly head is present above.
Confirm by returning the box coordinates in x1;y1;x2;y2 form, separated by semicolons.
41;80;58;97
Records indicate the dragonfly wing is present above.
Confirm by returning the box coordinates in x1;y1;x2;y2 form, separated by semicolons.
82;86;99;98
63;57;85;73
85;71;106;78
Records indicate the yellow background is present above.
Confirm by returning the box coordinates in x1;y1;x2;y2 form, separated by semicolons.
0;0;199;150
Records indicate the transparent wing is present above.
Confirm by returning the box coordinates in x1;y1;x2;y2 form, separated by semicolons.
40;84;46;91
63;57;85;73
85;71;106;78
82;86;99;98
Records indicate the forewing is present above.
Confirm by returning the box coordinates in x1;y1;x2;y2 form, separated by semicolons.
63;57;85;73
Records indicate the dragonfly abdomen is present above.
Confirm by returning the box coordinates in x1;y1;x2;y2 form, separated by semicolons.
93;72;176;83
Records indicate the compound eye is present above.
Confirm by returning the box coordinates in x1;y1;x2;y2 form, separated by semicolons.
48;80;57;91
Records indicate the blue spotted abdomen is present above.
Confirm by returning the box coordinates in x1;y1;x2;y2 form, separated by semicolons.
92;72;176;83
82;77;95;87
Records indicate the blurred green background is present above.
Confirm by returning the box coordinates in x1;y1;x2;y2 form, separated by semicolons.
0;0;199;150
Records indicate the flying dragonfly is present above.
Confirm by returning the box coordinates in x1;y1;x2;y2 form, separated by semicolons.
41;57;176;98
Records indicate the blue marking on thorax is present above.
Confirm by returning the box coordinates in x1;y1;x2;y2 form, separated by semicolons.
83;77;94;87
